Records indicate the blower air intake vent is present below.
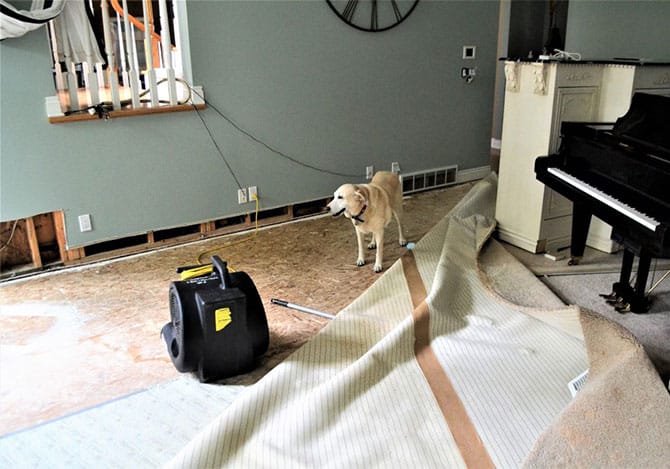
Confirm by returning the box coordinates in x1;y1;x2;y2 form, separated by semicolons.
401;165;458;194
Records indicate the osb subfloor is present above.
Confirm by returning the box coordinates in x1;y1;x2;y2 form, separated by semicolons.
0;183;475;435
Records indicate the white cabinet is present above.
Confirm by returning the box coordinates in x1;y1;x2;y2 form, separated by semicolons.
496;62;602;253
495;61;670;254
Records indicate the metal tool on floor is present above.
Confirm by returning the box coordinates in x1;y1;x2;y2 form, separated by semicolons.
271;298;335;320
161;256;269;382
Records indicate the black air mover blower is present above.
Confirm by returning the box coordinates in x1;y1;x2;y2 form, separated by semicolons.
161;256;269;382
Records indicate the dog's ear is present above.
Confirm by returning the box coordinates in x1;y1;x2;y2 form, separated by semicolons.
353;185;369;203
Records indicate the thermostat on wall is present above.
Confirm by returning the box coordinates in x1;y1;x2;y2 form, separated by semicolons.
463;45;476;59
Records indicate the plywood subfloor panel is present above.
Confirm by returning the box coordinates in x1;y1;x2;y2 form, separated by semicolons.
0;184;474;435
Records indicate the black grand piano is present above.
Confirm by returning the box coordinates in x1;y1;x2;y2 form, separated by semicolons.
535;92;670;313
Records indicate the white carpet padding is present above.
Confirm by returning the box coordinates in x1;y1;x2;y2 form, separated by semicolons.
167;174;588;468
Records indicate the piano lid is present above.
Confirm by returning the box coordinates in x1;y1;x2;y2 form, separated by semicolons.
612;92;670;157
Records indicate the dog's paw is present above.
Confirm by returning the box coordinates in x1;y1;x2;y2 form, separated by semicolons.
357;259;365;267
374;264;383;273
367;242;376;250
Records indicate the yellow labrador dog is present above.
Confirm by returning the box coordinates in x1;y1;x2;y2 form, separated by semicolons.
327;171;407;272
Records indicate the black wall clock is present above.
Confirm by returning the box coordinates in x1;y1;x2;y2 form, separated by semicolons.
325;0;420;32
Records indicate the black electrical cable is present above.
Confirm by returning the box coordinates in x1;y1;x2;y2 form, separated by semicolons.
189;87;361;179
192;106;244;191
62;80;362;184
64;103;112;119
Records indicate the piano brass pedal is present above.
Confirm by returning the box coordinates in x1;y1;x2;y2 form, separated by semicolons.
612;297;629;308
605;296;623;305
615;302;632;313
599;291;617;301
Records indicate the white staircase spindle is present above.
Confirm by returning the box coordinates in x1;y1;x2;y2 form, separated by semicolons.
130;24;141;90
100;0;121;109
121;0;141;108
75;0;100;105
158;0;177;105
143;0;159;107
55;19;80;110
47;23;65;91
81;55;102;106
82;62;97;102
115;10;129;88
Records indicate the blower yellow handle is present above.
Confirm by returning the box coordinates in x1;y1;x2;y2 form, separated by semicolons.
177;263;235;281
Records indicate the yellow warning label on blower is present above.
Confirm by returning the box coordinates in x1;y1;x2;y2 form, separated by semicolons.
215;307;232;332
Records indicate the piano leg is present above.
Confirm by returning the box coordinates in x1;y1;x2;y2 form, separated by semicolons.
620;248;635;286
603;248;635;303
634;254;651;298
630;253;652;313
568;203;591;266
612;250;651;314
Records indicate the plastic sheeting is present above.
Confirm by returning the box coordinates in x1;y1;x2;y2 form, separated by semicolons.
0;0;64;40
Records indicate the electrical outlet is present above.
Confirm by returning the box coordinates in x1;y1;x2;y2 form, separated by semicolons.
248;186;258;200
391;162;400;174
365;165;374;180
238;188;248;204
78;214;92;232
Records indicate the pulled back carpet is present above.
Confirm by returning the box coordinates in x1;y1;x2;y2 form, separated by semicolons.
167;174;594;468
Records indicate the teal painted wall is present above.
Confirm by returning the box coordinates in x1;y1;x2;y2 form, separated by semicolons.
565;0;670;61
2;1;499;247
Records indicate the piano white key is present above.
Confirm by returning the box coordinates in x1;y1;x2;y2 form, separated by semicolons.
547;167;660;232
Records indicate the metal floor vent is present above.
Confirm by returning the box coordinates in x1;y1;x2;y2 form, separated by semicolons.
401;165;458;194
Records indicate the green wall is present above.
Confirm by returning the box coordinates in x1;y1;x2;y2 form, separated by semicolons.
2;0;498;247
565;0;670;61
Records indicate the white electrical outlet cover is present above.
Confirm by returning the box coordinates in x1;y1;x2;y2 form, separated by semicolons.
78;214;92;232
238;188;248;204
